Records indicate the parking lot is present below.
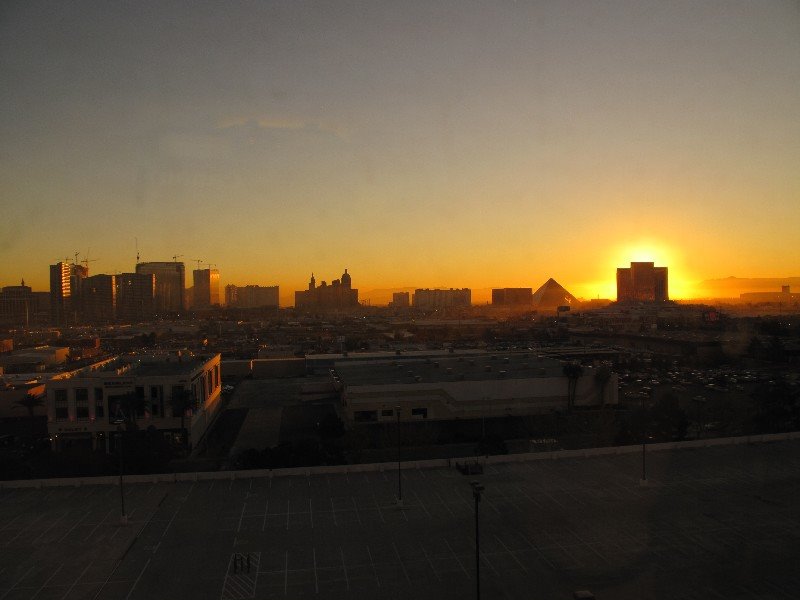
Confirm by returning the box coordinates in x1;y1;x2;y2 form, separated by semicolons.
1;439;799;599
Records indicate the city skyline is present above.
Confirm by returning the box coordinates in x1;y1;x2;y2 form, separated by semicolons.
3;252;800;308
2;1;798;302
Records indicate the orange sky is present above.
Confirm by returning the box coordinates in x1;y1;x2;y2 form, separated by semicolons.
1;2;798;303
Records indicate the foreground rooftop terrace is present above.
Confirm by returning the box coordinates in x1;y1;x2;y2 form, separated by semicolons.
1;436;798;599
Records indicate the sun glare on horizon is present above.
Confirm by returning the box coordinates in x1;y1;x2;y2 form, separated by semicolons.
592;240;695;300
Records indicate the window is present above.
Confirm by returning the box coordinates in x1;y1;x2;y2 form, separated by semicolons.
75;388;89;421
381;409;394;417
411;407;428;419
55;389;68;420
215;364;220;389
94;388;105;419
207;370;213;396
170;385;186;418
108;396;125;423
354;410;378;422
151;386;163;417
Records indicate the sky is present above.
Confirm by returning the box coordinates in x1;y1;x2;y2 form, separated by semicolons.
1;0;799;304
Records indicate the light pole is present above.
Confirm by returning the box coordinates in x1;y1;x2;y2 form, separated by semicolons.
471;481;485;600
640;395;647;486
396;406;402;506
115;424;128;525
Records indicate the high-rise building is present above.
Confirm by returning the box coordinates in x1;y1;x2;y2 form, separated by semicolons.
192;269;220;308
616;262;669;302
225;284;279;308
116;273;155;323
295;269;358;310
492;288;533;307
49;262;87;325
135;262;185;314
81;274;116;323
389;292;410;308
0;279;35;326
412;288;471;309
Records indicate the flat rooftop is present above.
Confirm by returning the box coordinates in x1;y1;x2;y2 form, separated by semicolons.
1;439;799;599
70;355;217;379
335;353;567;387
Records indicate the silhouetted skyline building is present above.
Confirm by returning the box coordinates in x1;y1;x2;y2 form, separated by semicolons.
412;288;471;309
116;273;155;323
740;286;799;304
531;278;577;309
295;269;358;310
135;261;185;313
492;288;533;307
616;262;669;302
192;268;220;309
0;279;35;326
389;292;410;308
225;284;279;308
81;274;116;323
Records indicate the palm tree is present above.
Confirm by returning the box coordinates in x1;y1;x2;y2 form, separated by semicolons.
170;388;194;451
562;362;584;412
594;365;615;445
119;392;146;431
13;391;44;441
594;365;612;405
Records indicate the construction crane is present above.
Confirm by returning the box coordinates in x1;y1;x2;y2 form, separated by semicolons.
172;254;184;263
81;249;98;271
192;259;204;271
206;263;217;271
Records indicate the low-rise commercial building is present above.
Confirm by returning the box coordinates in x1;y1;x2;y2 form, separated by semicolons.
46;352;222;452
334;352;617;425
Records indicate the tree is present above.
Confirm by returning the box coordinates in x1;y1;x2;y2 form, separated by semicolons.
113;392;145;432
13;392;44;441
594;365;612;405
563;362;584;412
750;380;800;433
170;388;194;451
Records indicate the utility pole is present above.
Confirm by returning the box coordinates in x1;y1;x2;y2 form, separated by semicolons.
471;481;485;600
396;406;402;506
640;395;647;486
113;405;128;525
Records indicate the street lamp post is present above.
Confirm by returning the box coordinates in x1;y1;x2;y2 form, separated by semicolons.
116;424;128;525
396;406;402;506
640;395;647;485
471;481;485;600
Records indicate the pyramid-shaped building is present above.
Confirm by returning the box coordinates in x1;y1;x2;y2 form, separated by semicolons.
531;278;577;309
